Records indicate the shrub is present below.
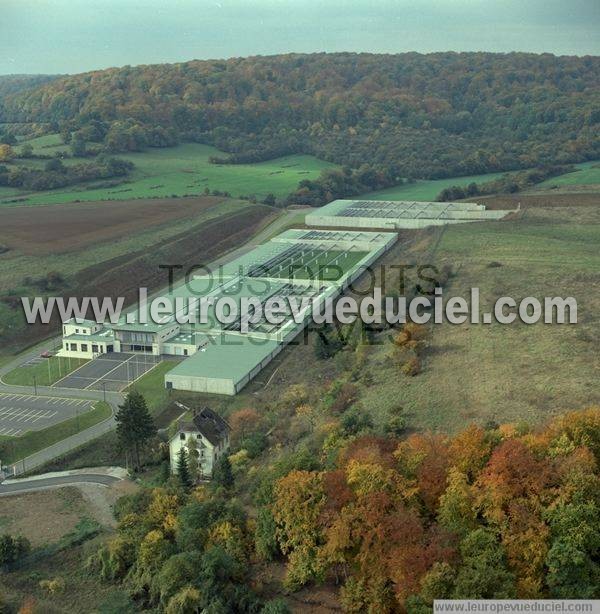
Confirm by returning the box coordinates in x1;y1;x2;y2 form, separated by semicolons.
39;577;66;594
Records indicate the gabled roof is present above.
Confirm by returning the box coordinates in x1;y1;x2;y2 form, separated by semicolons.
193;407;230;446
174;406;230;447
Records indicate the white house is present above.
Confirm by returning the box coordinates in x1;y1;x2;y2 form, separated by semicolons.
169;407;231;478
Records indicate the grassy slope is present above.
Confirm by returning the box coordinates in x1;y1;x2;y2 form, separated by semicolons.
359;206;600;432
357;160;600;201
537;161;600;187
356;170;512;201
125;360;177;415
1;139;336;206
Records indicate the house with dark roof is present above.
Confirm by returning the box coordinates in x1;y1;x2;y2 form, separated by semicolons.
169;406;231;478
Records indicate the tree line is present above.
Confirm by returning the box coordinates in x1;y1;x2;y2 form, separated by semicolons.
436;164;576;202
0;52;597;198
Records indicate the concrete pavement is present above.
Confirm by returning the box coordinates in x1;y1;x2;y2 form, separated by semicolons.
0;466;126;495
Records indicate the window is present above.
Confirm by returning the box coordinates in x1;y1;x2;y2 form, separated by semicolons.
75;328;79;333
81;344;88;352
180;433;185;440
92;344;99;353
70;343;77;351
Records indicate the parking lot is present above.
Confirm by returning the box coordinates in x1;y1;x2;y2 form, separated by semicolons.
0;393;93;437
53;352;161;392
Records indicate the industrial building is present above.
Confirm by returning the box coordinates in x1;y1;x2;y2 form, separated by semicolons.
60;228;397;395
305;199;513;229
59;196;514;396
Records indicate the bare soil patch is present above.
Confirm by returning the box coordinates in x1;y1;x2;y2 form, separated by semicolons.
0;196;224;255
0;487;99;546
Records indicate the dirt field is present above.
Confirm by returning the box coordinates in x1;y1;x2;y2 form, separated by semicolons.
1;203;278;351
0;483;136;546
0;196;225;255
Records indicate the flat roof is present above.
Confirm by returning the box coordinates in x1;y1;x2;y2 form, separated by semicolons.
111;320;175;333
63;329;114;343
306;199;485;221
64;318;98;327
167;333;280;384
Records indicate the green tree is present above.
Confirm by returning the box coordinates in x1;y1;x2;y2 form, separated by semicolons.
115;391;156;470
255;507;278;561
177;447;192;491
20;143;34;157
70;135;87;157
165;586;202;614
0;534;30;567
213;455;234;489
261;598;291;614
186;435;200;483
453;529;516;599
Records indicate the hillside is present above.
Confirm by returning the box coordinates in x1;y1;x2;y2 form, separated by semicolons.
2;53;599;184
0;74;58;101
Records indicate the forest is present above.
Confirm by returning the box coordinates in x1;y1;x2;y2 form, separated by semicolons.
74;402;600;613
1;52;598;192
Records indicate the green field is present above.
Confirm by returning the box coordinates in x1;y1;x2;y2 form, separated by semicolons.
357;160;600;201
1;139;336;206
125;360;177;415
0;400;112;464
356;170;513;201
537;160;600;188
2;356;88;387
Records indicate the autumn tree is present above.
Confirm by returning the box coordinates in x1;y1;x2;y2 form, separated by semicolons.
229;407;261;443
0;144;14;162
273;470;327;589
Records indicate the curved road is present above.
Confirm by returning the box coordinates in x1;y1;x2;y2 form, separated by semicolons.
0;472;123;495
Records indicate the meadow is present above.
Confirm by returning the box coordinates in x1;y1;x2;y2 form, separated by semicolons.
356;160;600;202
536;160;600;188
356;170;513;201
1;138;336;206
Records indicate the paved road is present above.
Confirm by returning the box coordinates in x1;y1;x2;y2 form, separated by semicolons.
0;472;122;495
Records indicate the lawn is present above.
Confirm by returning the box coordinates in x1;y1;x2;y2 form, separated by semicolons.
125;360;177;415
0;401;112;464
1;140;336;206
2;356;88;387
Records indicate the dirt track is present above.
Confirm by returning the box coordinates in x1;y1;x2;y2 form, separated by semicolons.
0;196;224;255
